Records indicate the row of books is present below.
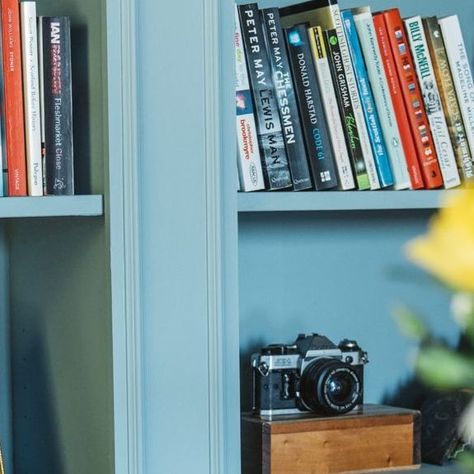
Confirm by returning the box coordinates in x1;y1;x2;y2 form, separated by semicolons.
235;0;474;192
0;1;73;197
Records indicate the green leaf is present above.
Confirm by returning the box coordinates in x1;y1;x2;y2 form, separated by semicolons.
458;452;474;473
393;306;430;342
416;346;474;389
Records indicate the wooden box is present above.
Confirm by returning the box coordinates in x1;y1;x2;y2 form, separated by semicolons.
241;404;421;474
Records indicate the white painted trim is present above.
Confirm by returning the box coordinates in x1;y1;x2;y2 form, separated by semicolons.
203;0;225;471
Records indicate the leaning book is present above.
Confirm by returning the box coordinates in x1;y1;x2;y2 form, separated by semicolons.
405;16;460;189
234;6;265;192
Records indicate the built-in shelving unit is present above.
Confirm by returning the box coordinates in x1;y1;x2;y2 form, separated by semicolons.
0;195;103;218
238;190;447;213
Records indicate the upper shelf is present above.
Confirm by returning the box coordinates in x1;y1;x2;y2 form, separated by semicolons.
0;195;103;218
238;190;449;213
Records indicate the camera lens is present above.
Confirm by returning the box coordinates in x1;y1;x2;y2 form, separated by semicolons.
300;358;361;414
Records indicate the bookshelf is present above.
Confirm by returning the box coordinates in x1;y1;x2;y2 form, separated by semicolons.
232;0;473;473
0;0;133;473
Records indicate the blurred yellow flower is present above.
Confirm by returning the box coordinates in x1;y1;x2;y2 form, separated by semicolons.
407;188;474;292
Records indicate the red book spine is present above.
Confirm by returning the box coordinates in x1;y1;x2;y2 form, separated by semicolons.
373;13;424;190
1;0;27;196
382;9;442;189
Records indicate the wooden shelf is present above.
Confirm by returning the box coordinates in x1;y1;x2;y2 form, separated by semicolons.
238;190;448;213
0;195;103;218
391;464;459;473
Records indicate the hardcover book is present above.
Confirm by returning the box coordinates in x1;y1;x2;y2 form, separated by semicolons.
423;17;474;181
281;0;377;190
234;6;265;192
439;15;474;162
0;0;24;195
238;4;292;191
308;26;355;190
286;24;338;190
324;29;369;190
342;11;393;188
373;13;424;190
42;16;75;195
382;8;442;189
261;8;312;191
352;7;410;190
405;16;460;189
20;1;43;196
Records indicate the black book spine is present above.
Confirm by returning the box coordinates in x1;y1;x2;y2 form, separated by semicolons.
285;24;338;190
261;8;313;191
238;4;292;191
42;16;74;195
324;28;367;187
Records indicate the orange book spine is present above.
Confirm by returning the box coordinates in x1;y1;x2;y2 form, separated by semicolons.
2;0;27;196
373;13;423;190
382;9;442;189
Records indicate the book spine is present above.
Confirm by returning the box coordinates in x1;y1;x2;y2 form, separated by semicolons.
324;29;369;190
261;8;312;191
38;16;47;194
352;8;410;190
1;0;26;195
439;15;474;162
238;4;292;191
42;17;75;195
373;13;424;190
20;1;43;196
342;11;393;188
329;4;379;190
308;26;355;190
286;24;338;190
234;6;265;192
383;9;442;189
423;17;474;181
405;16;460;189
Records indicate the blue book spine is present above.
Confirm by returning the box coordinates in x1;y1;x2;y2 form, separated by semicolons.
342;11;393;188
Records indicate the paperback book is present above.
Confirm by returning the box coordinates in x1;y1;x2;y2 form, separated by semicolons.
286;24;338;190
238;3;292;191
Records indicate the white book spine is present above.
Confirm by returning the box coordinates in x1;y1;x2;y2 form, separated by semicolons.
313;51;355;190
37;16;46;194
353;8;410;190
405;16;460;189
330;4;380;190
439;15;474;162
234;6;265;192
21;1;43;196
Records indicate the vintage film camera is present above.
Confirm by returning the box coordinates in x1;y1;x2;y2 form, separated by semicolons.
252;333;368;416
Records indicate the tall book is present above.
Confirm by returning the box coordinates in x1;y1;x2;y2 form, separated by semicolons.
42;17;75;195
308;26;355;190
286;24;338;190
423;17;474;181
234;6;265;192
280;0;378;190
324;29;369;190
238;4;292;191
405;16;460;189
342;11;393;189
438;15;474;166
38;16;47;194
373;13;424;190
351;7;410;191
20;1;43;196
382;9;442;190
261;8;312;191
0;0;25;195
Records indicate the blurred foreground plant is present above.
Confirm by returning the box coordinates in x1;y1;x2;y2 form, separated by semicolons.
399;189;474;470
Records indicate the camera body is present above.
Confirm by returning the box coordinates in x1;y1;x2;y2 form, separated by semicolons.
252;333;368;417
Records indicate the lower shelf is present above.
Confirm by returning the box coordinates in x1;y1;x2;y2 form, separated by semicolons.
392;464;459;473
0;195;103;218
